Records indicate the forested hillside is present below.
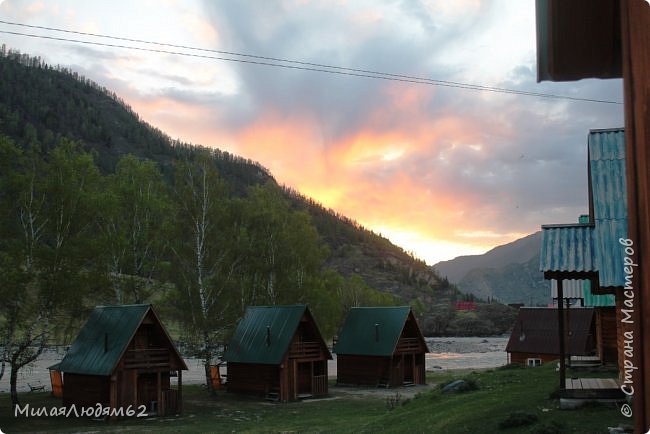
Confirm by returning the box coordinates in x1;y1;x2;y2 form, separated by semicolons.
0;47;515;390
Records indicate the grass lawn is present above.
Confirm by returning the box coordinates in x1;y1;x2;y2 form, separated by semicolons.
0;363;632;433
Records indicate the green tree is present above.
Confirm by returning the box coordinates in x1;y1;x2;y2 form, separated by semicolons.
302;269;344;342
336;273;399;320
0;138;52;407
421;302;455;336
238;183;327;306
446;313;495;337
97;155;172;303
0;137;103;407
0;135;27;386
475;303;518;334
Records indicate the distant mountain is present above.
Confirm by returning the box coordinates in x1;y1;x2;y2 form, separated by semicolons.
433;232;550;305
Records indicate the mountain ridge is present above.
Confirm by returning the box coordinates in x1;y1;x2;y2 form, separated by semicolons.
433;232;548;305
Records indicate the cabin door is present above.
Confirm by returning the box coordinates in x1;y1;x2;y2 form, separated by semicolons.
403;354;414;383
297;362;312;396
413;354;424;384
391;356;403;386
137;373;158;412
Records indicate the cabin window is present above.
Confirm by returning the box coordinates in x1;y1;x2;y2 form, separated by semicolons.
527;358;542;367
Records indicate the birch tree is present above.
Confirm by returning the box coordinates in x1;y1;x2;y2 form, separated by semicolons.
171;152;239;394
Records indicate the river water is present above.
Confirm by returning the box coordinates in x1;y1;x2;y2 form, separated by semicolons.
0;337;509;393
424;336;509;371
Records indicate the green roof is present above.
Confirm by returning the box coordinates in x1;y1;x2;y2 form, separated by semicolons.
333;307;427;356
223;305;328;365
54;304;184;375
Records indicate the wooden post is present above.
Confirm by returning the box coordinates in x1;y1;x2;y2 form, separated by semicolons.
292;360;298;400
281;359;290;402
557;279;566;392
620;1;650;431
133;370;138;410
178;370;183;414
156;371;161;416
109;374;117;419
565;297;571;368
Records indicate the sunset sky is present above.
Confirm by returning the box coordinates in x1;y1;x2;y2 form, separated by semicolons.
0;0;624;265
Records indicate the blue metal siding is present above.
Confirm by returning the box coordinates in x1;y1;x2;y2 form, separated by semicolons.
589;129;627;288
591;160;627;220
588;129;625;161
539;128;627;290
593;220;628;288
540;225;595;273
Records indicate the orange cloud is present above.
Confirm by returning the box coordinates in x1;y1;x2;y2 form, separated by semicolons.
114;66;536;265
128;84;526;264
179;13;220;47
218;105;515;264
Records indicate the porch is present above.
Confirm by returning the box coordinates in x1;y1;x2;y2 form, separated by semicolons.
289;341;322;359
563;377;624;399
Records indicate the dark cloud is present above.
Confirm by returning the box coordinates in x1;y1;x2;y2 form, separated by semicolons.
199;0;472;140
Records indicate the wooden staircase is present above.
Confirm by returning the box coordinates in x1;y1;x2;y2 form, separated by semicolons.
377;377;390;388
265;386;280;402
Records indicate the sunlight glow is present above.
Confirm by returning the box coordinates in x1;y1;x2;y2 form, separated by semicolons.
382;148;405;161
374;226;489;265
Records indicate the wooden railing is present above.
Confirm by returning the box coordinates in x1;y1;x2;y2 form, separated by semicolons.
123;348;170;369
289;342;321;359
395;338;421;353
312;375;328;396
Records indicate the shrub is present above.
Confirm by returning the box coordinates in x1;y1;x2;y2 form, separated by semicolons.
463;378;479;391
497;411;539;429
498;363;524;371
385;392;401;410
530;421;564;434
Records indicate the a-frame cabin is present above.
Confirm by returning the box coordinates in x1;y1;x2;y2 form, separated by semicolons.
223;305;332;402
51;304;187;416
333;306;429;387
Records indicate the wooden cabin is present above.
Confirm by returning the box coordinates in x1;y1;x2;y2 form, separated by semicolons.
333;306;429;388
223;305;331;402
506;307;596;366
550;265;619;365
50;304;187;416
540;129;626;388
536;3;650;430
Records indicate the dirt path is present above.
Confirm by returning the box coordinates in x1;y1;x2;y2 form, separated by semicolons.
327;383;438;400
